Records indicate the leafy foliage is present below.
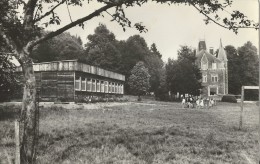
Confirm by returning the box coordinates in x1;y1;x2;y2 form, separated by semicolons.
237;41;259;87
81;24;121;72
0;35;21;102
82;28;165;95
144;47;164;93
154;67;168;101
119;35;164;95
32;32;83;62
128;61;150;96
226;42;259;100
166;46;202;96
0;54;22;102
225;45;241;95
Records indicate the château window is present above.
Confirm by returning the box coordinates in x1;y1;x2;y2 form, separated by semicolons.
202;74;207;83
75;77;81;90
211;75;218;82
212;63;217;69
81;78;86;91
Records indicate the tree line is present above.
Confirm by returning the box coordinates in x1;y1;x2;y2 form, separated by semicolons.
1;24;258;101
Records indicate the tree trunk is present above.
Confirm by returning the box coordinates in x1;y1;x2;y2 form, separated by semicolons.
19;53;38;164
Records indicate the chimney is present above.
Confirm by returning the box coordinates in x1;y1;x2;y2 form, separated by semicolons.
209;47;214;55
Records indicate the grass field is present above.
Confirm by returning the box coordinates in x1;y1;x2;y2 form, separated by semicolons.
0;100;259;164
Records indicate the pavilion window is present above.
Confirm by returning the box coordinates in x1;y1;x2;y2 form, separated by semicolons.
87;79;92;91
112;83;115;93
108;82;111;93
115;83;118;93
117;84;119;94
119;84;121;94
75;77;81;90
92;79;96;92
101;81;104;92
81;78;86;91
97;80;100;92
104;81;108;93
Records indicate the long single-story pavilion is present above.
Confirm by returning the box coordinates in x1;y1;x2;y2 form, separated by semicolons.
15;60;125;102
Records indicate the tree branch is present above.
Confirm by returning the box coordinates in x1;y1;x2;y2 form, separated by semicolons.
28;3;115;51
34;0;66;23
190;2;257;30
24;0;39;27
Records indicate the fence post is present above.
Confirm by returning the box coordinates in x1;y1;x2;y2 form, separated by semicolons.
239;86;244;130
15;120;20;164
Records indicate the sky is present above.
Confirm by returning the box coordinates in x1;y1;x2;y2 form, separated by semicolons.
45;0;259;62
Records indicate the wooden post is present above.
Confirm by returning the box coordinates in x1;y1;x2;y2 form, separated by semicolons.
258;1;260;163
15;120;20;164
239;86;244;130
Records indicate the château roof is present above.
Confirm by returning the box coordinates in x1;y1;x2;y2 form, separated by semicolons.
196;50;221;64
217;39;228;61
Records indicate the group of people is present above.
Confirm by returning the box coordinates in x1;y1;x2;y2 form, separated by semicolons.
181;96;216;109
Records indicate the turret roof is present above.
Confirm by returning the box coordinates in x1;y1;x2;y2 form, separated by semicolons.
217;39;228;61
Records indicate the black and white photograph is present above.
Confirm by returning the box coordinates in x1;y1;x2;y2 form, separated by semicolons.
0;0;259;163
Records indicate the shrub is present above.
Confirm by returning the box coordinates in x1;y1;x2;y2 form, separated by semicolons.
221;94;237;103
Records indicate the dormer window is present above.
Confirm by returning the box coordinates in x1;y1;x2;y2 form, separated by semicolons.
212;63;217;69
201;62;208;70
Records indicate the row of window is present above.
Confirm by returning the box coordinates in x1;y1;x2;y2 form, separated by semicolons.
202;74;218;83
75;77;124;94
201;62;217;70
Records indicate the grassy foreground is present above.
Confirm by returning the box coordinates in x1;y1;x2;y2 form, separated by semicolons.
0;101;259;164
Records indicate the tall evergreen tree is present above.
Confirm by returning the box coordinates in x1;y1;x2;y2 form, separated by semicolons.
226;42;258;100
150;43;162;58
82;24;121;72
128;61;150;101
237;41;259;100
225;45;241;95
32;32;84;62
166;46;202;96
120;35;150;76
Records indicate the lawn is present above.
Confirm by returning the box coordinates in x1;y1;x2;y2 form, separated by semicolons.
0;100;259;164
